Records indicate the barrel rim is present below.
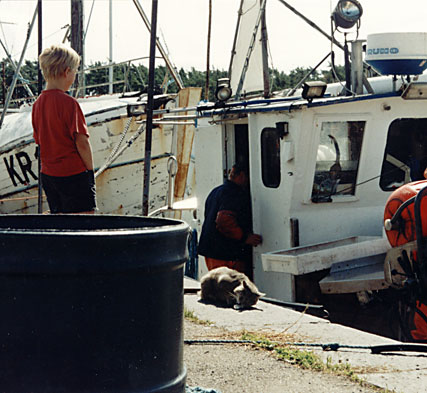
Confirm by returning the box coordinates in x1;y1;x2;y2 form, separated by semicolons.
0;223;189;237
0;214;190;236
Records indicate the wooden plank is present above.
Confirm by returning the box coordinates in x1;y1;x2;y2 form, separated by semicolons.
174;87;202;201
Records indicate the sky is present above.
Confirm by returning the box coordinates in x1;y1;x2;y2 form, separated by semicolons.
0;0;427;74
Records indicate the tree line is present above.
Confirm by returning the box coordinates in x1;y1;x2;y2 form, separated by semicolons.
0;59;346;106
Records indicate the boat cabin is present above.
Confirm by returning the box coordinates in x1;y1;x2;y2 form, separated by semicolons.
193;75;427;303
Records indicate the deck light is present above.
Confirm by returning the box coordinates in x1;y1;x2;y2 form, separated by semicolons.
302;81;327;102
332;0;363;29
215;78;232;102
127;104;146;117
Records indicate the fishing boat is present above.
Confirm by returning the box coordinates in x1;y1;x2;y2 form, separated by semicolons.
174;0;427;341
0;87;200;215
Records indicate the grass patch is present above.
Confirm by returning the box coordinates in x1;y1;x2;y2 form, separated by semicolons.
184;308;212;325
242;332;395;393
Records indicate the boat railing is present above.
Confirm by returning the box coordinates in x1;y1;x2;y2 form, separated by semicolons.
1;56;154;110
73;56;156;97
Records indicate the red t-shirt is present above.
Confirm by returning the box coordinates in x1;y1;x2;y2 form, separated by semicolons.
32;89;89;177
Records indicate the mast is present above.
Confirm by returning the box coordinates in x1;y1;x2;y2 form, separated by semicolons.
37;0;43;213
260;4;270;98
108;0;113;94
70;0;84;97
142;0;159;216
205;0;212;101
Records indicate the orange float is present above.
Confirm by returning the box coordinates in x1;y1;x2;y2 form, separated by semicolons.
384;180;427;248
384;180;427;341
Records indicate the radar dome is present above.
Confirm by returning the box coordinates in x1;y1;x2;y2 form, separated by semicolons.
365;32;427;75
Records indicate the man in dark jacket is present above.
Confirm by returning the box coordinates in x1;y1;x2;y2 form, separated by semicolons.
198;164;262;276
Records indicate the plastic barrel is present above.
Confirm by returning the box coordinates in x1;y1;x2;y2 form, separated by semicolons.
0;214;189;393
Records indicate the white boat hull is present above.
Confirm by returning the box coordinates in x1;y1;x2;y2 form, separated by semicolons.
0;94;175;215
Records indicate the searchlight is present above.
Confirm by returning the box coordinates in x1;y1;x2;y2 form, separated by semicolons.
332;0;363;29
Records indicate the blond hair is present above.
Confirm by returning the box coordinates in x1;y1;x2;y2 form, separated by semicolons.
39;44;80;80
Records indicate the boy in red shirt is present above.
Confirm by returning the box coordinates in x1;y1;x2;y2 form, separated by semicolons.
32;44;96;213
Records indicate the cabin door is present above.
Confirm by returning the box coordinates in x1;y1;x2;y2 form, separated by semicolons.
224;123;254;275
248;115;296;301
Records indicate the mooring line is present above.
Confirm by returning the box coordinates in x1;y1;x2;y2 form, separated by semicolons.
184;339;427;355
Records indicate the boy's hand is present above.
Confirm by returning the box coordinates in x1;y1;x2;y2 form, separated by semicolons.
75;133;94;171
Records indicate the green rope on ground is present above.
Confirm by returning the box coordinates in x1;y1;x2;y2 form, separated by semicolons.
184;339;427;354
184;338;361;350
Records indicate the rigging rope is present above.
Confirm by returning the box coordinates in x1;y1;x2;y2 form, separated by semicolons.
84;0;96;42
334;161;414;197
95;117;143;178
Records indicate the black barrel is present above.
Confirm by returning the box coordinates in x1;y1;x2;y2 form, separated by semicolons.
0;214;189;393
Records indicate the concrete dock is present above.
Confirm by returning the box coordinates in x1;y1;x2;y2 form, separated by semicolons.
184;278;427;393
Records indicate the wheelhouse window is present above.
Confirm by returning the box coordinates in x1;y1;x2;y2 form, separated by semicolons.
312;121;365;202
380;119;427;191
261;127;280;188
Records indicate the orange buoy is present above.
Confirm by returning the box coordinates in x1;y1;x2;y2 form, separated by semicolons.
384;180;427;247
384;181;427;341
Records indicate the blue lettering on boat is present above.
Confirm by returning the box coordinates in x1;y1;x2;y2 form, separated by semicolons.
367;47;399;55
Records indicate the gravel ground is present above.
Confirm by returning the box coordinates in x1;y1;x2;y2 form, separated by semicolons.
184;319;382;393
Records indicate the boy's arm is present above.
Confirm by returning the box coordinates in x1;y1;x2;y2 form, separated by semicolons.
75;133;94;171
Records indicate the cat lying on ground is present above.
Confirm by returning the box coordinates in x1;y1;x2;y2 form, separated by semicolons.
199;267;265;310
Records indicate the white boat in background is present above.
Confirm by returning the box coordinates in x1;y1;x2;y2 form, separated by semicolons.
0;87;201;215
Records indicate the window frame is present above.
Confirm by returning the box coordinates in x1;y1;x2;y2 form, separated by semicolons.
379;118;427;191
260;127;281;189
305;115;368;204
